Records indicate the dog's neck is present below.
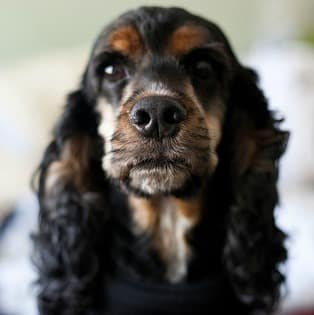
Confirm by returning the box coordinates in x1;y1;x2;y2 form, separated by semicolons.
108;177;226;284
128;194;203;283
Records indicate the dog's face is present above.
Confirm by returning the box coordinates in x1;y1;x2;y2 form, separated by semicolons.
85;7;234;196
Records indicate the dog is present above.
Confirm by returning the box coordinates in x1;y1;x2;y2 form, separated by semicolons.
32;6;289;315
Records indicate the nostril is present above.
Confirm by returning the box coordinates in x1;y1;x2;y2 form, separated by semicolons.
133;109;151;126
163;106;186;125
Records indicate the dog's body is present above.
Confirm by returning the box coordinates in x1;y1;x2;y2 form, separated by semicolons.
33;7;288;315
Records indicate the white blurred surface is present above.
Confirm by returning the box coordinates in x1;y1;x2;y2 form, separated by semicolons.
0;49;88;205
0;195;37;315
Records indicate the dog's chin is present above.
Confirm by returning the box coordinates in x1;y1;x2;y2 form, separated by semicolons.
121;164;204;198
129;166;188;195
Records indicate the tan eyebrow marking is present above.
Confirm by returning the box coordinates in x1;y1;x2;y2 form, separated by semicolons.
165;24;209;56
107;25;144;58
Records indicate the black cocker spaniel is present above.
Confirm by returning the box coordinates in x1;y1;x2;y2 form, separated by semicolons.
33;6;289;315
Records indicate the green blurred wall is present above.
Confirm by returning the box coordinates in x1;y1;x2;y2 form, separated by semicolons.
0;0;265;65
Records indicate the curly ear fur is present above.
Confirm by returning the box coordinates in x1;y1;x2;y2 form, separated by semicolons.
32;90;108;315
222;67;288;313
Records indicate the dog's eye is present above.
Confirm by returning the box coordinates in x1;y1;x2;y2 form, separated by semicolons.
103;63;128;82
192;60;213;80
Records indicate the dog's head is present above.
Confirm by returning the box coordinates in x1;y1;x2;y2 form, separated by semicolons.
82;7;236;196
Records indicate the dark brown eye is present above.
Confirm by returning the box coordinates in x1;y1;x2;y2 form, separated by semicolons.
103;63;128;82
193;60;213;80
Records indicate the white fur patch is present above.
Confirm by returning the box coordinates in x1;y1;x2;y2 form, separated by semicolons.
96;98;117;172
129;166;188;195
158;198;194;283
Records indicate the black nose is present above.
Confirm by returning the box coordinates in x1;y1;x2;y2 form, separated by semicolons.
129;96;187;138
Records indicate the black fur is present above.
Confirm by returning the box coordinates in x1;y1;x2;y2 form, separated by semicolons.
32;7;288;315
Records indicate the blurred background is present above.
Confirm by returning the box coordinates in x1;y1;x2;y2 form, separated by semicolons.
0;0;313;314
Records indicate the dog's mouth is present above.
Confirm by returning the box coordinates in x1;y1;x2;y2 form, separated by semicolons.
104;140;214;196
103;139;214;196
133;157;189;171
123;156;194;196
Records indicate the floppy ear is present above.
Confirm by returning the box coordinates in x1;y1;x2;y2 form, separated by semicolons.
222;66;289;312
32;89;107;314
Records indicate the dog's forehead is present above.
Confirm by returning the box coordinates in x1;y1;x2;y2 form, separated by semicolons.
94;8;219;59
105;24;209;56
